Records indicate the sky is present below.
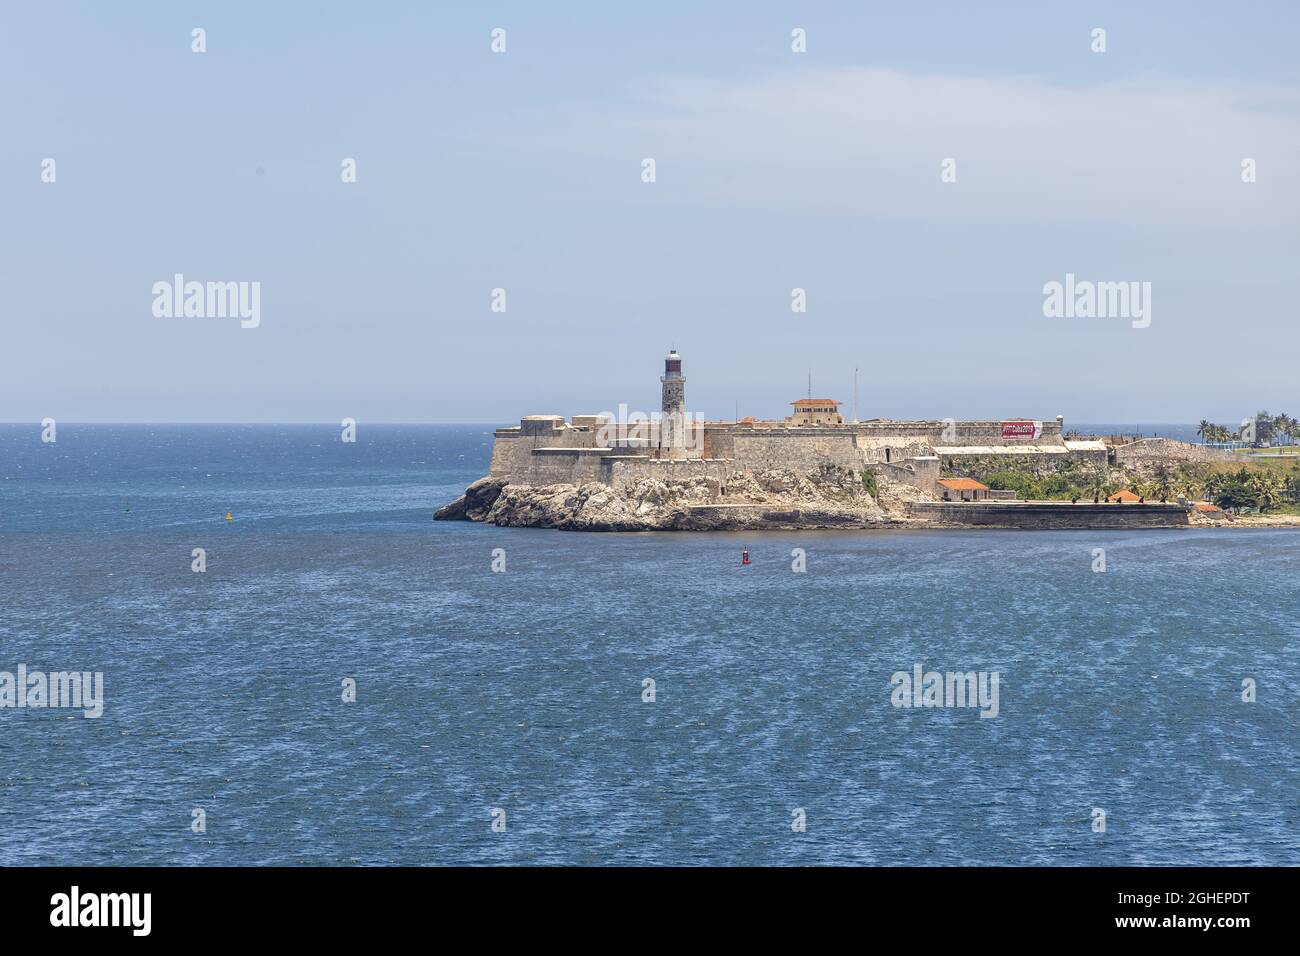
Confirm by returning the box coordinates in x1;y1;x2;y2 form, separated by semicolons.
1;1;1297;424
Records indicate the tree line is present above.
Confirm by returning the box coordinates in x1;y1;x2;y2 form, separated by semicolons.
1198;411;1298;446
978;462;1300;513
1203;468;1299;513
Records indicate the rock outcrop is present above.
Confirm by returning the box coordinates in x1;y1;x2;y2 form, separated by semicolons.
434;475;508;521
436;466;924;532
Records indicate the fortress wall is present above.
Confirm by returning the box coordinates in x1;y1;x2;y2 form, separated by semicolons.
732;433;864;473
856;438;934;465
511;450;734;490
908;501;1189;529
1068;447;1110;466
515;449;577;486
597;420;658;443
703;425;735;459
516;448;609;486
489;432;519;476
853;420;1064;446
855;422;951;442
496;415;1075;484
949;420;1064;445
1112;438;1245;465
492;420;609;477
497;417;1071;479
913;455;941;492
606;457;737;493
871;456;939;495
569;419;707;456
873;461;921;487
721;420;1064;459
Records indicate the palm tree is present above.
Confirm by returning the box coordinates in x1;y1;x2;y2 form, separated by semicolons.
1254;411;1275;446
1197;420;1211;443
1150;465;1173;501
1248;473;1284;512
1278;413;1297;446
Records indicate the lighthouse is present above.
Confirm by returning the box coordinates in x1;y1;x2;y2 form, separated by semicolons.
659;349;687;459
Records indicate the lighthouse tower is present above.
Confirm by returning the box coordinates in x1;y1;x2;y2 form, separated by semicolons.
659;349;687;459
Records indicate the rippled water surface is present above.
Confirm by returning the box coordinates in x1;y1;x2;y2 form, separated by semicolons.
1;424;1296;865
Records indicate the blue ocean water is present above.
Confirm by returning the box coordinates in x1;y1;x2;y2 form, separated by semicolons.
0;424;1296;866
1074;423;1200;442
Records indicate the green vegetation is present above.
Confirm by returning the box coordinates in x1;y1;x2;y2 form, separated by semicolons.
947;417;1300;512
859;469;878;499
1203;466;1300;513
956;457;1300;513
948;455;1111;502
1199;411;1299;447
982;470;1095;501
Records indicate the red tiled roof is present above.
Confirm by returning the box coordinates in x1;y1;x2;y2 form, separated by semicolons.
1106;490;1142;502
937;478;989;491
791;398;841;406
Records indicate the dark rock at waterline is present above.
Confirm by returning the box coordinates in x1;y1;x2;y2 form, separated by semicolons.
434;475;508;521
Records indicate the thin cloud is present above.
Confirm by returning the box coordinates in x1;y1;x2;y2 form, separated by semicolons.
517;67;1299;227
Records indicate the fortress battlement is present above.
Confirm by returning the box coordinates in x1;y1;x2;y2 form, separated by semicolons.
484;349;1091;497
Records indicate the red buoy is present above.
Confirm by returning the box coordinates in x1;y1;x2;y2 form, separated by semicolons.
741;548;750;566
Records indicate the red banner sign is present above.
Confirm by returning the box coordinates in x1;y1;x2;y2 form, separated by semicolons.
1001;420;1042;441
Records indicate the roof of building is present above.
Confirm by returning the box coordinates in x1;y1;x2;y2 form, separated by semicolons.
1107;489;1143;501
791;398;841;406
937;478;990;491
934;445;1069;456
1193;501;1225;512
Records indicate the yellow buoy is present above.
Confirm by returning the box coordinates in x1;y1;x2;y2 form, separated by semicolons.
225;512;233;521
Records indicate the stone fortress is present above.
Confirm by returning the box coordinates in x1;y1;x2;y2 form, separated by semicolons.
487;349;1106;496
440;349;1208;530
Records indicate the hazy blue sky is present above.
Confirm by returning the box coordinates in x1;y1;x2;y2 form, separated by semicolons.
2;2;1297;423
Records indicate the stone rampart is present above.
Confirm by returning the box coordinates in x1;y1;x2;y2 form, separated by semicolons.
871;456;939;495
908;501;1189;528
515;447;611;486
855;419;1064;446
606;457;737;493
731;431;864;473
1111;438;1246;465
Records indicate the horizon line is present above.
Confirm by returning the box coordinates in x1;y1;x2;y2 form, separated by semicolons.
0;419;1210;427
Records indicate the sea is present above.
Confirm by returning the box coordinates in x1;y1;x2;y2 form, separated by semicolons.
0;423;1295;865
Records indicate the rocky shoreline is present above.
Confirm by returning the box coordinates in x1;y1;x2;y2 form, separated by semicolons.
435;467;930;532
436;470;1300;532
